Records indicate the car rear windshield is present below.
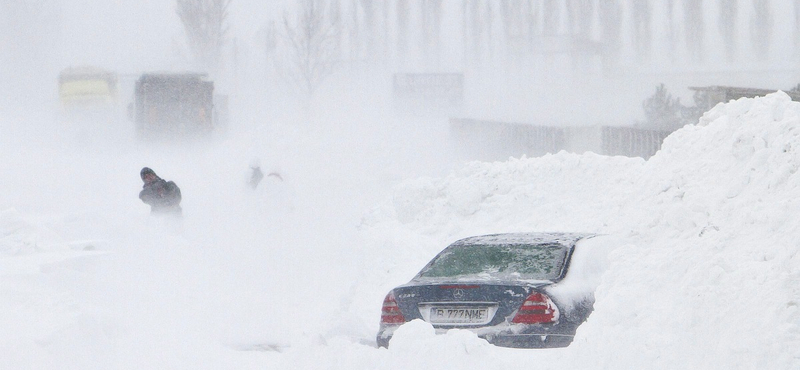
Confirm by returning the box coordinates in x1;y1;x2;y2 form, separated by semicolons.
416;243;569;281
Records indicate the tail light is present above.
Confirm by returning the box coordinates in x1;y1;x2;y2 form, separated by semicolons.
511;292;558;324
380;291;406;324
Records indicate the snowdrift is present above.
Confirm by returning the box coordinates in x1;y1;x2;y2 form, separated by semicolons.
356;92;800;369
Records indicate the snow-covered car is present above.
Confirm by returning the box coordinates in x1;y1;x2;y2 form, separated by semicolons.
377;232;616;348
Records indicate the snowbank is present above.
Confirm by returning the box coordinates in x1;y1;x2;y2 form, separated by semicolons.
358;92;800;369
568;91;800;369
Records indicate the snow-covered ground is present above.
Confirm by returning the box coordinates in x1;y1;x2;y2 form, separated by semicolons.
2;91;800;369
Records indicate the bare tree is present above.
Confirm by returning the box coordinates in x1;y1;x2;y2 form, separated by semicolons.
461;0;489;65
795;0;800;58
462;0;469;64
526;0;539;54
632;0;652;63
565;0;593;37
794;0;800;58
348;0;361;61
360;0;377;58
397;0;410;64
486;0;495;64
719;0;738;62
683;0;705;63
565;0;577;34
261;20;278;76
176;0;231;74
599;0;622;72
666;0;678;62
576;0;594;38
381;1;390;61
421;0;444;68
567;0;595;69
750;0;773;60
329;0;342;61
542;0;560;36
282;0;340;100
470;0;485;64
501;0;526;60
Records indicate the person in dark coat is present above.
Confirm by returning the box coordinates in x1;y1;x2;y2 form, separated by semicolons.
249;165;264;189
139;167;182;215
247;158;283;190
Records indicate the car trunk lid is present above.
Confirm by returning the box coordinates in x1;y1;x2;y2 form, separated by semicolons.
393;283;549;327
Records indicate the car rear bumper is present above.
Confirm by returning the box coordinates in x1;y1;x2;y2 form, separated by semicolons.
485;332;573;348
376;326;574;349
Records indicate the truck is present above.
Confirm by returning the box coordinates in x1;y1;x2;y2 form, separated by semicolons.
392;72;464;114
133;73;215;137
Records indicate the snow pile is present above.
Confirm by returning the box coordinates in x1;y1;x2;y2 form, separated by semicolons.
359;92;800;369
547;235;624;311
274;319;513;370
570;91;800;369
380;153;643;237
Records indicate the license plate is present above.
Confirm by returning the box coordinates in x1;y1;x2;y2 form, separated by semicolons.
429;307;490;324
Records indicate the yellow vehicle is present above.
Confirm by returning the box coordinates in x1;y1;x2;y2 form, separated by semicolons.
58;66;118;112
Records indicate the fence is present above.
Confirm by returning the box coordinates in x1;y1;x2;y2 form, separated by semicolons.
600;126;673;159
450;118;673;161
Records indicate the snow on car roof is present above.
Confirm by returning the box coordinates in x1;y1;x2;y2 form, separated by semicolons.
449;232;596;247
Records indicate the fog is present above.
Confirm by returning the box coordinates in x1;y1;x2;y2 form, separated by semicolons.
6;1;800;119
2;1;800;369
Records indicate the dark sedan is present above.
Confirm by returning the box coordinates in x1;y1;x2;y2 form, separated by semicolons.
377;232;612;348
